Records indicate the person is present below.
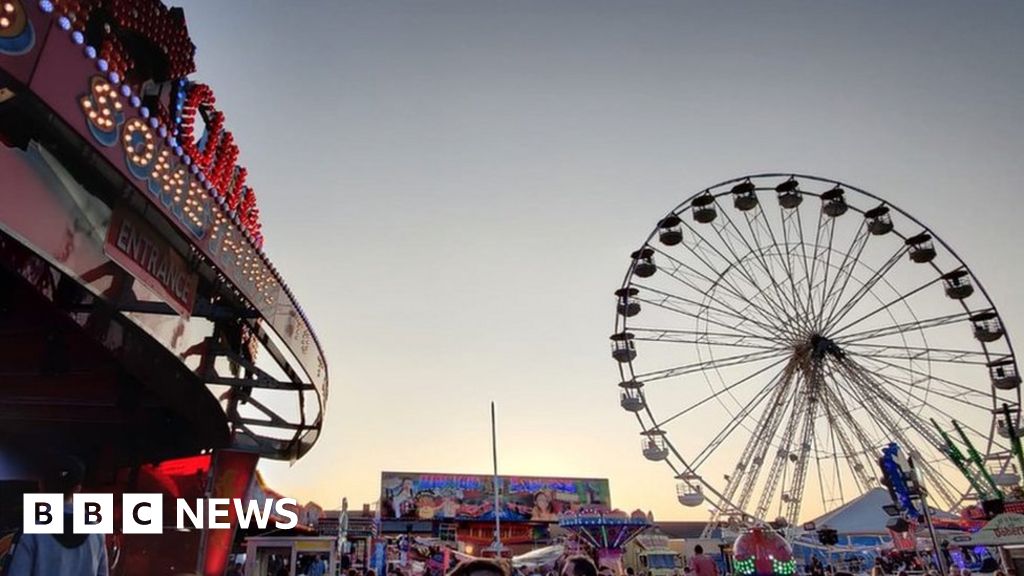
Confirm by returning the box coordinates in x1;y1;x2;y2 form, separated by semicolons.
689;546;718;576
448;558;509;576
530;492;558;522
308;555;327;576
392;478;416;518
562;556;598;576
8;457;110;576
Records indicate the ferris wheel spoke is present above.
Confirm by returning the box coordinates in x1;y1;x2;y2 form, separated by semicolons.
844;344;989;365
803;206;833;326
708;360;802;518
635;299;780;344
819;393;874;495
822;244;910;332
809;218;838;329
837;311;974;344
818;221;870;321
633;348;791;383
836;357;949;449
860;352;995;401
713;202;809;331
680;217;798;333
633;283;790;340
812;420;833;517
745;216;818;334
820;376;886;472
816;220;869;329
749;201;819;328
654;356;791;429
646;248;802;339
629;327;781;350
753;386;808;521
781;360;829;524
831;381;957;509
828;275;943;337
690;364;795;473
871;375;998;443
720;364;802;514
779;203;818;322
831;358;962;507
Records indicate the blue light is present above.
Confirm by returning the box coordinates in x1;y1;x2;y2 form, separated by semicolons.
97;59;108;72
71;31;84;45
108;72;120;84
58;16;71;30
84;46;97;59
140;106;149;118
38;0;53;13
130;96;141;108
121;85;131;97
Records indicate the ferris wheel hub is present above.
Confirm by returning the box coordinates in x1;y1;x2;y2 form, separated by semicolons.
808;334;844;360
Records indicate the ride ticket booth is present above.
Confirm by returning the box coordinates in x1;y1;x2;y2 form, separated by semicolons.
244;536;340;576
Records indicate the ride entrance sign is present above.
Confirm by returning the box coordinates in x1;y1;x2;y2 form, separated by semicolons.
105;208;199;317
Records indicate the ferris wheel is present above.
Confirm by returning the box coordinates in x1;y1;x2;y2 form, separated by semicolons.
611;173;1022;532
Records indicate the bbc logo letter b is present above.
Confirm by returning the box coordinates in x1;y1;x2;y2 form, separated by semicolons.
73;494;113;534
23;494;64;534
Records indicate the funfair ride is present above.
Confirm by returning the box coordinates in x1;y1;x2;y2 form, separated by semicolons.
559;509;651;573
610;174;1020;536
0;0;327;572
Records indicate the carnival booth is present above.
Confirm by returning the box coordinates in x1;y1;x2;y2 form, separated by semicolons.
959;513;1024;576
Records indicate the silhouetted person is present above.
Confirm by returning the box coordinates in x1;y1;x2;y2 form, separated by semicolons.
562;556;598;576
8;457;109;576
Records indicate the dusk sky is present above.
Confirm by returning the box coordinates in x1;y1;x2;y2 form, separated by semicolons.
174;1;1024;521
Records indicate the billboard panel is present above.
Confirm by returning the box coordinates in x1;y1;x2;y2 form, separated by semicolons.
380;472;611;522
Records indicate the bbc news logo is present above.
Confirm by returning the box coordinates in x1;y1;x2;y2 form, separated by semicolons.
24;494;299;534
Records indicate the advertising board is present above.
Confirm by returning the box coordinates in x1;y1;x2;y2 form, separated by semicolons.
380;472;611;522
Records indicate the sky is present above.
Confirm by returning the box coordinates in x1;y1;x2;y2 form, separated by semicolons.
172;0;1024;521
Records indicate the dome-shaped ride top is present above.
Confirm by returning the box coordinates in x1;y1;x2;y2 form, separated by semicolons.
733;527;796;576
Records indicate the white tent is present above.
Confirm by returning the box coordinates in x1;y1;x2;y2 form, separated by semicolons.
804;487;959;535
512;545;565;569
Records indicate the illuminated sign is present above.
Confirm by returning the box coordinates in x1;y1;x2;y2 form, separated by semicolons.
105;209;199;316
380;472;611;523
0;0;326;393
0;0;34;56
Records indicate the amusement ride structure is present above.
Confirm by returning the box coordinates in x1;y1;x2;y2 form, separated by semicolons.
610;174;1021;535
0;0;327;572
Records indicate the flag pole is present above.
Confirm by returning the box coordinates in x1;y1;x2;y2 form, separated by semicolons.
492;401;502;555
